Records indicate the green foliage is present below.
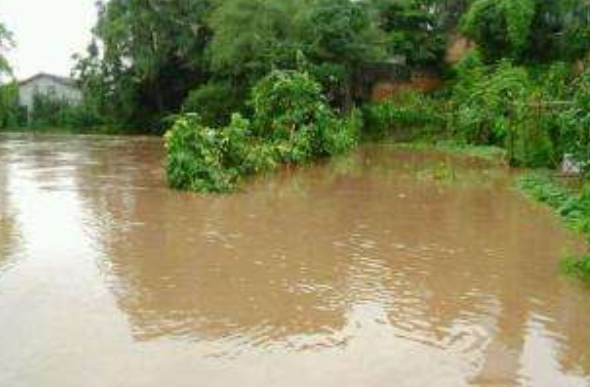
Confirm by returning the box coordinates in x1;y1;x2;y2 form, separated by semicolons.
528;0;590;63
520;175;590;236
0;22;19;130
461;0;590;63
251;70;324;138
166;70;358;192
182;81;242;127
519;174;590;279
374;0;447;68
207;0;298;83
452;57;529;143
0;22;13;78
28;94;74;129
462;0;535;62
25;93;104;131
251;70;359;162
0;83;25;129
67;0;589;133
165;113;277;193
363;91;446;140
74;0;213;130
449;56;571;167
298;0;385;108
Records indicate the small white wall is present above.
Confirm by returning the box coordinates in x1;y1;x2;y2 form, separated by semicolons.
19;76;82;112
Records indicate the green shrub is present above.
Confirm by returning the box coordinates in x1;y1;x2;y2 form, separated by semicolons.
20;93;105;131
165;114;236;192
251;69;359;162
461;0;535;62
251;70;325;139
363;91;446;140
165;113;277;193
0;83;26;129
165;69;359;193
28;94;73;129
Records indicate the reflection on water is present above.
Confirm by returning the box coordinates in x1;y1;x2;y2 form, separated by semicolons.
0;134;589;387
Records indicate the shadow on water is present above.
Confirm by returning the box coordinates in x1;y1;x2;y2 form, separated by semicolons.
0;134;589;387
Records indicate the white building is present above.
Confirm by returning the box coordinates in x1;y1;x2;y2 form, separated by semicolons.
18;73;82;112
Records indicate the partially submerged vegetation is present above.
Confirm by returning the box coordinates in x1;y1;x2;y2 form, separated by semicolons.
365;58;590;170
519;174;590;279
166;70;358;192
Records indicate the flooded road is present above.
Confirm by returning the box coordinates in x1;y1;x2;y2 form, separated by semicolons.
0;134;589;387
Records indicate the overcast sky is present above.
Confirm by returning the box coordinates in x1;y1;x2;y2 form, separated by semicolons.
0;0;97;80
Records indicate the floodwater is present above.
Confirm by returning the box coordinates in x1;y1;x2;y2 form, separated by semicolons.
0;134;589;387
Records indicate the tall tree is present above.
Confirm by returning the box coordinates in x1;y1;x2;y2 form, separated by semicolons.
298;0;386;109
207;0;299;85
74;0;213;131
0;22;13;79
461;0;590;63
374;0;448;68
0;22;20;130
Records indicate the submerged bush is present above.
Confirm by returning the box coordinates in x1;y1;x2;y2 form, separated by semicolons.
165;114;277;193
251;69;359;162
165;114;238;192
166;70;358;193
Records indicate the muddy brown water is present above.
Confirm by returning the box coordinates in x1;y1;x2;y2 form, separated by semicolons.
0;134;589;387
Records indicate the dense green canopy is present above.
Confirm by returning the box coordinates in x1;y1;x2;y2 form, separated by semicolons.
74;0;465;129
24;0;589;131
461;0;590;63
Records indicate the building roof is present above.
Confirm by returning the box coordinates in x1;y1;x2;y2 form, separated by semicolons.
18;72;77;88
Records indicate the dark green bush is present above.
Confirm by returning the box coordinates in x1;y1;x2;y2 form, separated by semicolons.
251;70;359;162
0;83;26;129
182;81;242;127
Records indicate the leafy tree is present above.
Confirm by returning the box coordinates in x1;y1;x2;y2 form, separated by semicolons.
182;81;242;127
0;22;20;130
74;0;213;131
0;22;13;78
166;70;359;192
207;0;299;85
298;0;386;109
461;0;536;62
0;83;24;129
374;0;447;68
461;0;590;63
559;69;590;170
